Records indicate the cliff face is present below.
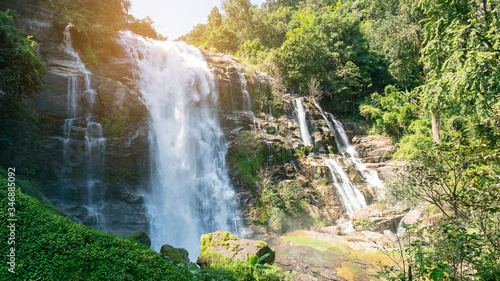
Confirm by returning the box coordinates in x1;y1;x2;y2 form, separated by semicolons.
6;2;397;241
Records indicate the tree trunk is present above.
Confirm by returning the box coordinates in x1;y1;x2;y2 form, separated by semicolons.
432;108;442;143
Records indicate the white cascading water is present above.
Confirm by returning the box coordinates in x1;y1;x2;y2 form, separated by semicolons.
118;32;242;258
326;159;367;217
61;25;107;229
226;58;252;110
313;101;335;133
294;98;313;146
329;113;384;191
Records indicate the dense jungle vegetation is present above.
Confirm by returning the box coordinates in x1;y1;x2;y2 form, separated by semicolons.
1;0;500;279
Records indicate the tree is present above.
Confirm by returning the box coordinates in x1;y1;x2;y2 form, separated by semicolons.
417;0;500;143
381;139;500;280
0;10;45;151
0;11;45;99
276;4;385;116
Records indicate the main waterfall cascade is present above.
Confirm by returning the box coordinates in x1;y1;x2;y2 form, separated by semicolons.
293;98;313;146
60;25;107;229
118;32;242;258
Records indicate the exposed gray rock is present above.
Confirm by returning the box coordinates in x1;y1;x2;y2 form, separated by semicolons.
352;204;406;233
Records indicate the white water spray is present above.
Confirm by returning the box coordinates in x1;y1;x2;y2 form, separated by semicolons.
326;159;366;217
329;114;384;191
118;32;242;258
293;98;313;146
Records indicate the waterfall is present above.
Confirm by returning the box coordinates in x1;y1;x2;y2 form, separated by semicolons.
326;159;366;217
293;98;313;146
60;25;107;229
226;58;252;110
118;32;242;258
329;113;384;191
313;101;335;134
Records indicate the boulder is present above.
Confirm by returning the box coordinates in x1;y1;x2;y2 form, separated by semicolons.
128;231;151;248
160;244;190;265
352;204;405;233
197;231;275;267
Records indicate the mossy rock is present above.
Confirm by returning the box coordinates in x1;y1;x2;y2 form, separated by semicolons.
160;244;190;265
127;231;151;248
197;250;231;267
198;231;275;267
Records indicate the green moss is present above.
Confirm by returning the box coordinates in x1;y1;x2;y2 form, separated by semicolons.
198;250;231;266
237;154;264;182
353;174;363;184
221;231;229;241
230;243;239;254
229;132;265;182
128;231;151;248
161;244;188;265
201;233;213;252
255;240;266;249
102;112;128;138
282;236;337;252
353;219;375;231
83;44;99;69
313;176;330;187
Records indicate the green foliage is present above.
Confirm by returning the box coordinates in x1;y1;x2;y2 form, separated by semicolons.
260;181;308;231
248;253;271;269
0;167;60;214
200;258;293;281
83;44;99;69
352;219;375;231
0;10;45;146
0;178;194;280
127;231;151;248
102;112;127;138
416;0;500;143
380;139;500;280
295;145;309;158
230;132;265;181
0;178;294;280
0;10;45;98
360;85;418;140
52;0;162;66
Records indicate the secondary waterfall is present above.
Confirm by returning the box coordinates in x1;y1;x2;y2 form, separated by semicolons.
118;32;242;258
329;113;384;191
326;159;366;217
293;98;313;146
60;25;107;229
226;58;252;110
313;101;335;133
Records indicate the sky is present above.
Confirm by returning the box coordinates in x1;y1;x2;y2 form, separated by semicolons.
129;0;266;40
